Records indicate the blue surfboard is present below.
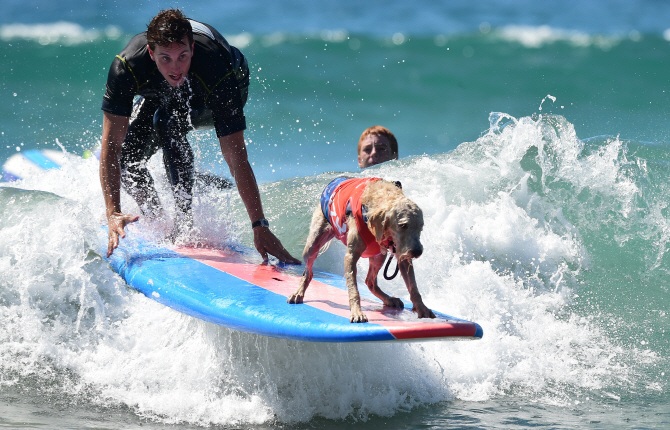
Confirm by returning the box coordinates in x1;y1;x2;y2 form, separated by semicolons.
2;149;72;182
104;229;483;343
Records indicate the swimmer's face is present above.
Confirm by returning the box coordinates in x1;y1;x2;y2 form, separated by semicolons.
358;134;396;168
148;37;194;87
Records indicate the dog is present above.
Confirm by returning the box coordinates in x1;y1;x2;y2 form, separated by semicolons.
287;177;436;323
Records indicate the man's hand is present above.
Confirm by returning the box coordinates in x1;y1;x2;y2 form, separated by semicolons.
107;212;139;257
253;226;300;264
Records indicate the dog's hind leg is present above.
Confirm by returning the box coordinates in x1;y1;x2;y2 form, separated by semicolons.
287;207;335;304
365;253;404;308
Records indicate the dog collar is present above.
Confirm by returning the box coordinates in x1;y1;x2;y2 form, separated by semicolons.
361;204;369;223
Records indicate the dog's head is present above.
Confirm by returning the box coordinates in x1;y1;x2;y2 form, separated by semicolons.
365;182;424;261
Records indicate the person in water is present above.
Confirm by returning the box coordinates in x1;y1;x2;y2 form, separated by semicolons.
357;125;399;168
99;8;299;264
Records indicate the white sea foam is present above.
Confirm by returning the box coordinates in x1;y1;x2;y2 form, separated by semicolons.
0;22;122;45
0;113;657;425
225;32;254;49
496;25;621;49
350;112;645;405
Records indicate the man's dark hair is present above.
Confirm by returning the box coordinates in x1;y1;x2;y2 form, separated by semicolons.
146;9;193;50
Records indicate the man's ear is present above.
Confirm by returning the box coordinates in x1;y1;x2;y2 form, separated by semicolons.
368;212;387;242
147;44;155;61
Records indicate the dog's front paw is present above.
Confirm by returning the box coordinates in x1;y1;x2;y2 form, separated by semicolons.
350;311;368;323
287;293;304;304
384;297;405;309
413;305;436;319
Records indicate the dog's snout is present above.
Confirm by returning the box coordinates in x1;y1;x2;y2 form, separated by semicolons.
411;245;423;258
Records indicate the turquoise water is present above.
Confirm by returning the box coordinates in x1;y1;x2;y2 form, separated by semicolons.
1;1;670;428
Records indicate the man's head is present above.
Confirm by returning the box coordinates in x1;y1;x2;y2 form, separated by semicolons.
357;126;399;168
146;9;194;87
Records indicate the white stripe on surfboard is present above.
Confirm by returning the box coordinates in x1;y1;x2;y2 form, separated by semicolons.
2;149;71;181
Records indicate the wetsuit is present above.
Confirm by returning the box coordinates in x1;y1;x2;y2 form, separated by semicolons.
101;20;249;219
320;177;390;258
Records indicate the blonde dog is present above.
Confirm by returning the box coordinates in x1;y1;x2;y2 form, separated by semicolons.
287;177;435;323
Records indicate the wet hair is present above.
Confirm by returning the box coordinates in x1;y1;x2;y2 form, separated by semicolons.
358;125;399;157
146;9;193;51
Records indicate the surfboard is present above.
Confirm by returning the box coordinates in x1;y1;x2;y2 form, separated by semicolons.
2;149;483;342
105;228;483;343
1;149;73;182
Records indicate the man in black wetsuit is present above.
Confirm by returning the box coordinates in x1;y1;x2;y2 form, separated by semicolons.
100;9;299;264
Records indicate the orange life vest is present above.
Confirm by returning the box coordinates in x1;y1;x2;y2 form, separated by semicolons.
320;177;385;258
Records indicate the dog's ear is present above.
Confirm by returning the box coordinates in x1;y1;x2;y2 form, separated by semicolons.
368;212;387;242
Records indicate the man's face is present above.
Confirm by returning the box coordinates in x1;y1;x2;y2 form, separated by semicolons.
358;134;395;168
148;37;194;87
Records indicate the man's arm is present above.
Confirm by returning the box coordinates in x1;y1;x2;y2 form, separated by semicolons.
100;111;138;257
218;130;300;264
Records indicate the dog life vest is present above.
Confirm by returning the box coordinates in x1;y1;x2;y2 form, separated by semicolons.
320;177;388;258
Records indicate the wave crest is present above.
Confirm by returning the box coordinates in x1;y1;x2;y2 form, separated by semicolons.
495;25;622;49
0;22;122;45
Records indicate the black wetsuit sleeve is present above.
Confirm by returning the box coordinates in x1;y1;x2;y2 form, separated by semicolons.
205;72;247;138
101;55;138;117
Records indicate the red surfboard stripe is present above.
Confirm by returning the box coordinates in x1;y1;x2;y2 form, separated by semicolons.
175;247;477;339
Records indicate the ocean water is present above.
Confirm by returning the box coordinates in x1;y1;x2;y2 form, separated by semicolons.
1;0;670;428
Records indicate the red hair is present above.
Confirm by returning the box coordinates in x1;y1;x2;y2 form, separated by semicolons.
358;126;398;157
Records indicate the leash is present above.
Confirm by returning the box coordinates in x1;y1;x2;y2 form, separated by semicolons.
382;181;403;281
383;242;399;280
